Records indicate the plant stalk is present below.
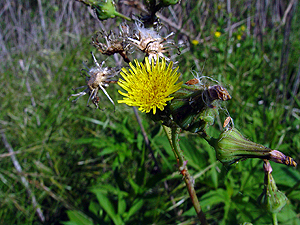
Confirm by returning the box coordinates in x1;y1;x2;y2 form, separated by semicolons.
272;213;278;225
163;125;208;225
114;11;131;21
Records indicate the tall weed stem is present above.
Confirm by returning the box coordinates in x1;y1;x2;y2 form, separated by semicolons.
163;125;208;224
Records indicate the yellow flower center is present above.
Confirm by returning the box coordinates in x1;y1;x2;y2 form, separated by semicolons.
118;57;182;114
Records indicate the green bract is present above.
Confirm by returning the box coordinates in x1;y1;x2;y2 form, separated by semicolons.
209;127;297;167
211;127;272;165
258;162;288;213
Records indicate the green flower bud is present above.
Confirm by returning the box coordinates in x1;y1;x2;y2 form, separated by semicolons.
94;0;117;20
208;127;297;167
167;79;231;133
77;0;130;20
161;0;179;6
258;161;288;213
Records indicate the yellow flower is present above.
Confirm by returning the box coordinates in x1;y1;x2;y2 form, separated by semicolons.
118;57;183;114
191;39;199;45
237;34;242;40
214;31;221;38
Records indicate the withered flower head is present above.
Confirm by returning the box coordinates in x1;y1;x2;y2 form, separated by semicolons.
165;76;231;133
128;21;175;62
92;24;131;63
208;125;297;167
68;52;119;109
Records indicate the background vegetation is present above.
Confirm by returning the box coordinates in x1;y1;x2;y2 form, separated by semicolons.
0;0;300;224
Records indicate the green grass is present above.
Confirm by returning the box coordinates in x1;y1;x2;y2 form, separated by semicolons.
1;0;300;224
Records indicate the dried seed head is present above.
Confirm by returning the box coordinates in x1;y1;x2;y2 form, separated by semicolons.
68;52;119;109
269;150;297;167
92;24;131;63
128;21;175;62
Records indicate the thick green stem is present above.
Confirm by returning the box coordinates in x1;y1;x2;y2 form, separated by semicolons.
162;125;208;225
272;213;278;225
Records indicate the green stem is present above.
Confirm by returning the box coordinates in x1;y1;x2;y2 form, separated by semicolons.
171;127;183;165
272;213;278;225
162;125;208;225
114;11;131;21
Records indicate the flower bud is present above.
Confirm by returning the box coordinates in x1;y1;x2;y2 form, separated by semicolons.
77;0;130;21
94;0;118;20
208;127;297;167
258;161;288;213
161;0;179;6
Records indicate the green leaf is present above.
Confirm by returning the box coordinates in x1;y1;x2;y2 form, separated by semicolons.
89;201;101;216
277;203;300;225
91;189;123;225
62;210;93;225
272;163;300;187
118;192;126;215
128;178;140;195
99;147;118;156
124;199;144;221
200;189;228;209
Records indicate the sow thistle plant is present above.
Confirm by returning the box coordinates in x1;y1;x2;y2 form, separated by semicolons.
69;0;297;224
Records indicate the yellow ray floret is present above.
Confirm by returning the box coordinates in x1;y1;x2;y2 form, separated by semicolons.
118;57;182;114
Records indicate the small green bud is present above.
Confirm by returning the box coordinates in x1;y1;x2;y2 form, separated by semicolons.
258;161;288;213
94;0;117;20
161;0;180;6
209;127;297;167
77;0;131;21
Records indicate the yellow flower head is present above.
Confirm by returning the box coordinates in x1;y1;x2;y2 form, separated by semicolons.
118;57;183;114
191;39;199;46
215;31;221;38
